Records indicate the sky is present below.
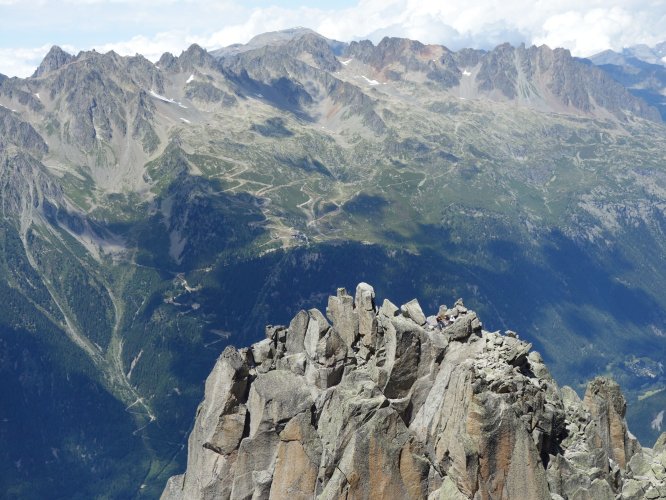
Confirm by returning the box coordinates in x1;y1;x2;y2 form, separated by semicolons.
0;0;664;78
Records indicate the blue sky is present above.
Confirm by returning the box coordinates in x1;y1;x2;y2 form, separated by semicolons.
0;0;664;77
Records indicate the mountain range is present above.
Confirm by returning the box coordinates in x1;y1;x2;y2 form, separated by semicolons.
0;28;665;497
589;42;666;120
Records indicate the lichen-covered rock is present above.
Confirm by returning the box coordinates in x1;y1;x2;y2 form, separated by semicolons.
162;284;660;500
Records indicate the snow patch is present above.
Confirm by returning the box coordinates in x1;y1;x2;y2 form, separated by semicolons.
186;74;194;84
340;58;352;65
149;89;188;109
127;349;144;380
149;90;175;103
463;69;471;76
652;410;664;432
34;93;40;99
361;75;379;86
176;274;201;293
180;117;191;124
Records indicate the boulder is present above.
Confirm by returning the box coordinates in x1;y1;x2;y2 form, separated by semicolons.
355;282;378;348
583;377;640;469
286;310;309;354
401;298;427;326
380;298;400;318
326;287;358;348
383;315;423;399
303;308;330;359
251;338;273;365
443;311;482;341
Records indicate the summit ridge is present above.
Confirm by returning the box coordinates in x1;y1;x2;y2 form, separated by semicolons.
163;284;666;500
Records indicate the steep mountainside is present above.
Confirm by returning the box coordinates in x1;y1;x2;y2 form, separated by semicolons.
0;30;665;497
589;46;666;120
163;284;666;500
343;38;660;121
594;42;666;67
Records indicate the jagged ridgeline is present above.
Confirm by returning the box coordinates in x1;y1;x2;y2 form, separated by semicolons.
163;284;666;500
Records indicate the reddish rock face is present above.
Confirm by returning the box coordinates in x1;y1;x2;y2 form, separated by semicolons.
583;377;640;469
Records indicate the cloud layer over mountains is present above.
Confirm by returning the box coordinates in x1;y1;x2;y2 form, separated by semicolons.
0;0;664;77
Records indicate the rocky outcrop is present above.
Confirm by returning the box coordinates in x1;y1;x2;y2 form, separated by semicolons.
32;45;74;78
162;284;665;499
0;106;48;157
345;37;661;122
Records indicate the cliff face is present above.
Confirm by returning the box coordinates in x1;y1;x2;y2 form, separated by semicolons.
343;39;662;122
162;284;666;499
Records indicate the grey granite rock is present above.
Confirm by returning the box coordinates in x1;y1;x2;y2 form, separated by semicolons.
326;288;358;348
163;284;659;500
286;309;309;354
355;282;378;348
401;298;427;326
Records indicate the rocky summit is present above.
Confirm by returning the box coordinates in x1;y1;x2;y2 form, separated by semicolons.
162;284;666;500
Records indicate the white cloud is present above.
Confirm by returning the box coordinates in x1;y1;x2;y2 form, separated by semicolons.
315;0;665;55
0;0;665;77
92;32;195;61
533;6;662;56
210;0;665;57
0;45;54;78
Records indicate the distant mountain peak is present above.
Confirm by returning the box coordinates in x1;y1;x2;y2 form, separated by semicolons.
587;44;666;119
32;45;74;78
212;26;346;58
178;43;210;66
343;37;660;121
246;27;321;46
590;42;666;68
182;43;207;57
